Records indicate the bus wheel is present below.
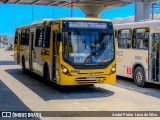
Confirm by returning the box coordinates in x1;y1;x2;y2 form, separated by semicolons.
22;58;26;73
44;66;50;82
134;67;147;87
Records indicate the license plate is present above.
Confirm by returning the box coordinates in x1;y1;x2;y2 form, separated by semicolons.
87;76;96;80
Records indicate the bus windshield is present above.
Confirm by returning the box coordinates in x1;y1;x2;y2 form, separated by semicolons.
62;30;114;65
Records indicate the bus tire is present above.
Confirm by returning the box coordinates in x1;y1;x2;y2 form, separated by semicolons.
134;66;147;87
44;65;50;82
22;58;26;74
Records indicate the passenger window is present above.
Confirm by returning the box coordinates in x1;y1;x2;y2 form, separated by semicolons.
152;33;160;44
25;30;30;45
14;31;18;44
35;28;43;47
117;29;132;49
42;27;51;48
20;29;30;46
132;28;149;50
21;29;25;45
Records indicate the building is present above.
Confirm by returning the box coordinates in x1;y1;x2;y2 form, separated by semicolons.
0;35;9;48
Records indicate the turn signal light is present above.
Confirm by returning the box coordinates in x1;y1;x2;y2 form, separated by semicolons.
110;64;116;74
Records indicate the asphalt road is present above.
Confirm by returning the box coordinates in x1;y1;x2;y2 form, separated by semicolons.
0;48;160;120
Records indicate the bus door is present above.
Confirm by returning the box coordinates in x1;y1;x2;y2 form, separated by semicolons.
117;29;132;78
132;28;150;82
32;27;44;74
149;33;160;82
52;24;60;81
29;29;35;70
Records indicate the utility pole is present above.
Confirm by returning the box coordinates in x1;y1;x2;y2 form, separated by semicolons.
24;6;26;25
13;5;16;35
70;0;79;17
53;7;54;19
40;6;43;20
71;0;73;17
32;6;34;22
151;3;154;20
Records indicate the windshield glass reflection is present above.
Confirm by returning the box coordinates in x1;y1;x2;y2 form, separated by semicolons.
63;30;114;65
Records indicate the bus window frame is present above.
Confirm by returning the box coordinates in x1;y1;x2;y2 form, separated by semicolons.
14;31;18;44
132;27;150;50
152;33;160;40
56;32;61;55
42;26;51;48
52;31;61;55
20;29;30;46
35;27;44;48
114;29;118;38
35;26;51;48
25;29;30;46
117;28;132;49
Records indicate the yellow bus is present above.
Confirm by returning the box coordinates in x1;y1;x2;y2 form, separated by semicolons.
14;18;116;85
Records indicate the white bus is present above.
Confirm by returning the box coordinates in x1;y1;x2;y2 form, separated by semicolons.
114;20;160;87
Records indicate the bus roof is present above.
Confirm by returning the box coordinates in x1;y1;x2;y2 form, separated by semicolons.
114;20;160;29
16;17;111;30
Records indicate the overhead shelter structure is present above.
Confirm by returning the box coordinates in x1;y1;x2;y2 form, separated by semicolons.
135;0;158;22
0;0;158;21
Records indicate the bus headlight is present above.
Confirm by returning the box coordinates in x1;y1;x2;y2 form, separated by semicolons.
110;64;116;74
63;68;68;73
61;64;71;76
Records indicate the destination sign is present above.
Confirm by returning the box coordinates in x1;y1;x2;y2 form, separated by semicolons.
69;22;108;29
63;21;112;29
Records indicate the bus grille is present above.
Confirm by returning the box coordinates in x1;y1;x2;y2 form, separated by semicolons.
75;77;106;85
78;72;103;75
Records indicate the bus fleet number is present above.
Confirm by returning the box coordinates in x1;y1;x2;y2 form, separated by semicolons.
135;56;142;60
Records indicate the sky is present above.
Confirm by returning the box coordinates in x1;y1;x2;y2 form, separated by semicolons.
0;3;136;36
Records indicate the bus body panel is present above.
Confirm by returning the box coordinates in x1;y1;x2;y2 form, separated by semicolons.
58;53;116;85
117;49;132;78
131;49;148;81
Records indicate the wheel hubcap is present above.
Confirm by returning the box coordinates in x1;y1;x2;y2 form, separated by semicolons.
136;71;143;83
